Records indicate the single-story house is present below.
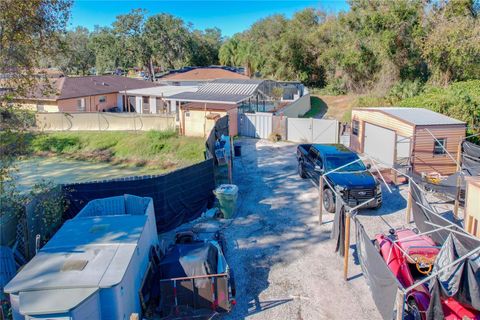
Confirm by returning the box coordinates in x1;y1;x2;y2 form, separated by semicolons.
169;78;309;136
17;75;159;112
179;102;238;137
122;85;198;115
157;66;248;86
350;107;466;175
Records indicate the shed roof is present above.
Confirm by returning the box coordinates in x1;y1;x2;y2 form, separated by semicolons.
4;214;147;310
360;107;465;126
124;85;198;97
168;92;250;104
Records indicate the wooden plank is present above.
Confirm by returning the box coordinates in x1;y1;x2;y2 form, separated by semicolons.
343;213;351;281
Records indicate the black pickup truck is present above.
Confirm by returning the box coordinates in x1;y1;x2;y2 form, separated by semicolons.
297;144;382;213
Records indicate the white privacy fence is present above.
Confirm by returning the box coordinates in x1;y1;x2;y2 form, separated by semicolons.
239;113;339;144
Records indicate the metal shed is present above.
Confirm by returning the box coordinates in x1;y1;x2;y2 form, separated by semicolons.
5;195;159;320
350;107;466;175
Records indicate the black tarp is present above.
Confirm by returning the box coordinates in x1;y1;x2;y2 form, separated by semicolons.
62;159;216;233
430;234;480;311
355;219;401;320
410;182;480;251
331;200;346;256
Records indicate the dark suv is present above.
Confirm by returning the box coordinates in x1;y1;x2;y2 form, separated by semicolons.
297;144;382;212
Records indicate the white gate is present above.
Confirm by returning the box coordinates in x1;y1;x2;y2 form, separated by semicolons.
364;123;396;166
287;118;339;143
238;112;273;139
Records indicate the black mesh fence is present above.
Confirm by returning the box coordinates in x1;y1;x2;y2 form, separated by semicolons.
62;159;216;233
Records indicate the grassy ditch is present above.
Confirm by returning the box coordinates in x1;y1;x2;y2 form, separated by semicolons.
26;130;205;172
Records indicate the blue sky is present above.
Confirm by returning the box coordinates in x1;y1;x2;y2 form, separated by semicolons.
69;1;349;36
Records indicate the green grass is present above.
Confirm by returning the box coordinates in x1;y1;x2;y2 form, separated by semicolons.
28;130;205;172
302;96;328;118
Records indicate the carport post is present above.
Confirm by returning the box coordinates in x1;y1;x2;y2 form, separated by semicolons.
343;211;351;281
405;180;412;224
453;142;462;219
319;177;324;224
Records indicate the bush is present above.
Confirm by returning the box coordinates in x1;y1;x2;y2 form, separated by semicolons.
387;80;424;103
31;134;81;153
314;78;347;95
399;80;480;128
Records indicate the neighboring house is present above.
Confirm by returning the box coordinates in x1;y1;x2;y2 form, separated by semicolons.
122;85;198;115
17;75;159;112
170;78;309;137
180;102;238;137
157;66;248;86
350;107;466;175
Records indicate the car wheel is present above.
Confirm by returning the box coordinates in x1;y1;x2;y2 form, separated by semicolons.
298;162;307;179
323;188;336;213
405;299;422;320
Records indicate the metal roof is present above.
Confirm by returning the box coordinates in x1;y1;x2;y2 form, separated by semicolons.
168;91;251;104
362;107;465;126
0;246;16;292
124;85;198;97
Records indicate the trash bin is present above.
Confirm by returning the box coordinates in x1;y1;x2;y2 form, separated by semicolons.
213;184;238;219
234;144;242;157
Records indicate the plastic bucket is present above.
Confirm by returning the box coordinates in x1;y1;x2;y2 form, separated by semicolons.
234;145;242;157
213;184;239;219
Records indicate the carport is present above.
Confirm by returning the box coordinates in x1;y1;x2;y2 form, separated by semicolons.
350;107;466;176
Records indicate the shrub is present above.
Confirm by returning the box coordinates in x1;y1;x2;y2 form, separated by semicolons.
31;134;81;153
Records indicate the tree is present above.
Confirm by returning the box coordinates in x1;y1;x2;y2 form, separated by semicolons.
65;27;95;75
0;0;72;190
90;26;120;74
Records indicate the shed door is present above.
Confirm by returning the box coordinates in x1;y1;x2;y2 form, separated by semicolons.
364;123;395;166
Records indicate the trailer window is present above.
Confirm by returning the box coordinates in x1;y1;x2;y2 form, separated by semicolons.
433;138;447;155
352;120;359;136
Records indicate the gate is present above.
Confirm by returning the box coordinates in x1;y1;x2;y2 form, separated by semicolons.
287;118;339;143
238;112;273;139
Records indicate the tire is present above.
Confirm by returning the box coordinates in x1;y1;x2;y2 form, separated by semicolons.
323;188;336;213
373;202;382;210
405;299;422;320
298;161;307;179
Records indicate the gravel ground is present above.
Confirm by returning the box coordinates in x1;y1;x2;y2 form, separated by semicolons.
220;137;423;320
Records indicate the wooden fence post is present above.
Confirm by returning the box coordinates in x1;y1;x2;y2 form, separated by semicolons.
319;177;324;224
343;212;351;281
406;180;412;224
453;142;462;219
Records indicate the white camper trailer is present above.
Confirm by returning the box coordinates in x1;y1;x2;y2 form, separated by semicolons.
5;195;159;320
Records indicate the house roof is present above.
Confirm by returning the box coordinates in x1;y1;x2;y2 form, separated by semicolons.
182;102;238;111
160;67;248;81
125;85;198;97
169;78;264;104
58;76;160;100
359;107;465;126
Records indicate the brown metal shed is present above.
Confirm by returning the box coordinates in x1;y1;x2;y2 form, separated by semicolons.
350;107;466;176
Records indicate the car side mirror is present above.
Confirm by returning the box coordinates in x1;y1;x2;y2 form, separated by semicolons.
314;165;323;173
366;163;372;170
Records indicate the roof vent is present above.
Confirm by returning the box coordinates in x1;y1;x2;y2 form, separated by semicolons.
61;259;88;272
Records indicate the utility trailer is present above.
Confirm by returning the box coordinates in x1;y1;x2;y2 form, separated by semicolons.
158;231;236;319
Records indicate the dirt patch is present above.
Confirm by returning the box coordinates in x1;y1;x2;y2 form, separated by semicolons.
312;95;358;121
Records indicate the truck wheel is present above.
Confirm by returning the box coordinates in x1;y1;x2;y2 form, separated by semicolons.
323;189;336;213
298;162;307;179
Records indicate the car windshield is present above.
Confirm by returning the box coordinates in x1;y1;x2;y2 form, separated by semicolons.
324;156;366;172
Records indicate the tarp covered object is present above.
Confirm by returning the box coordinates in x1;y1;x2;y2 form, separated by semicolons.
63;159;215;233
463;141;480;160
410;182;480;251
331;200;346;256
431;234;480;311
355;219;401;320
160;242;218;288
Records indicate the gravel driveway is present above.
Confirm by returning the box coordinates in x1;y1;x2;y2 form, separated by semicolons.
221;137;415;320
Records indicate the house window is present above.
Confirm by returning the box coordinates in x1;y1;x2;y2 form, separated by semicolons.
185;111;190;117
433;138;447;155
36;104;44;112
143;96;149;104
77;98;85;111
99;95;106;103
352;120;359;136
